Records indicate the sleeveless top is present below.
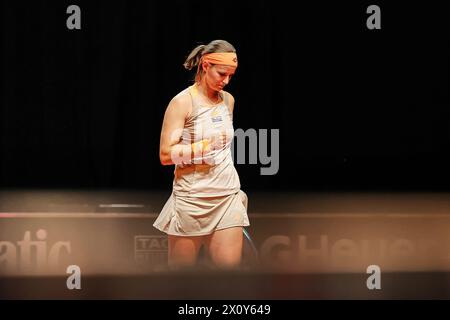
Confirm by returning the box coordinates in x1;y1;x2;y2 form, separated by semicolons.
172;84;241;197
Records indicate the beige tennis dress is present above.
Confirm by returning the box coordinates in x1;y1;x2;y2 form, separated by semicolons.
153;84;250;236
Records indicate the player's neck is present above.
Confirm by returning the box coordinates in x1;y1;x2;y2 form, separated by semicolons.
196;81;221;104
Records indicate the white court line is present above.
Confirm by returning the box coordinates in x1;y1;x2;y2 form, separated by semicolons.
0;212;450;219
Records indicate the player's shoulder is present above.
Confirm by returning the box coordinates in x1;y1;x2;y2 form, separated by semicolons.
167;87;193;114
222;90;235;105
172;87;192;105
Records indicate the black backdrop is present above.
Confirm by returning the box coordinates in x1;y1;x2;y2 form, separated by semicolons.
1;1;449;191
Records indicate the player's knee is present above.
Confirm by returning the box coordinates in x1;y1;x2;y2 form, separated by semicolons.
212;254;241;269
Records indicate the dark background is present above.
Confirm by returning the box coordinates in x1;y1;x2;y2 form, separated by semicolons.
1;1;449;191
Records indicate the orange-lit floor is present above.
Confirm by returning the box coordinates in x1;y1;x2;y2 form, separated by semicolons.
1;189;450;299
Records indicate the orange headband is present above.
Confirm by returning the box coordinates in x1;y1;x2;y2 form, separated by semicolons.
201;52;238;68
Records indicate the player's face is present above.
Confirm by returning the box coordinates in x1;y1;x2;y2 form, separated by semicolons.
204;64;236;91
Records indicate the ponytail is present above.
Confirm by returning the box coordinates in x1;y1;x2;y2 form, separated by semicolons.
183;45;205;70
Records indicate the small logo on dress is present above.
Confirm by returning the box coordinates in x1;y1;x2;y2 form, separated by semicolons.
212;116;223;123
211;109;223;123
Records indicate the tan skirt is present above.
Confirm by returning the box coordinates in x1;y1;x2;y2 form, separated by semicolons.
153;190;250;236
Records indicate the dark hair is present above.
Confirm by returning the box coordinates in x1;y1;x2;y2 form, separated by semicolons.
183;40;236;82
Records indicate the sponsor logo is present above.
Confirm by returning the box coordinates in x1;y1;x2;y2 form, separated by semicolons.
134;235;168;271
0;229;71;274
259;234;440;272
